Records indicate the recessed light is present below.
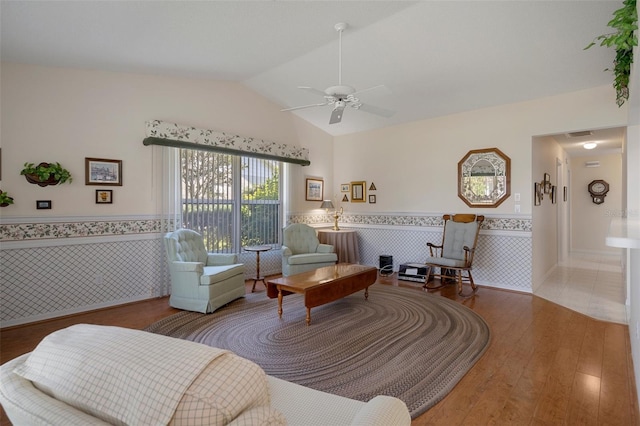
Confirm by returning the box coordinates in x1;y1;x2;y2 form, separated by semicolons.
583;143;597;150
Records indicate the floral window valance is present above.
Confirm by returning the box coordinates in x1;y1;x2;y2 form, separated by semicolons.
143;120;310;166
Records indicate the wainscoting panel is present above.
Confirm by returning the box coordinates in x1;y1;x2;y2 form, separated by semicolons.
350;227;532;291
1;212;531;326
292;212;533;293
1;237;170;327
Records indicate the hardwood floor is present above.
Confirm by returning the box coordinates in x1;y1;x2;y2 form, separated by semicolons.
1;277;638;425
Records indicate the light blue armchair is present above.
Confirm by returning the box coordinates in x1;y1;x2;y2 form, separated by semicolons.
164;229;245;313
281;224;338;276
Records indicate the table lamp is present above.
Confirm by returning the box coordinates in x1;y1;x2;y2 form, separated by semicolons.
320;200;343;231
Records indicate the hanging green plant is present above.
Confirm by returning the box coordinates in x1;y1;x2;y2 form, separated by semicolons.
585;0;638;107
20;162;73;187
0;190;14;207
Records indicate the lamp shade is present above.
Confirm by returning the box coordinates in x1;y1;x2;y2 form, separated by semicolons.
320;200;335;209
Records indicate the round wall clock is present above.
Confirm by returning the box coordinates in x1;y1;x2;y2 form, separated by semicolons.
588;179;609;204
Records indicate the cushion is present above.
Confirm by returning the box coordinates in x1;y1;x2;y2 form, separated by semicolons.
169;352;286;425
442;220;478;260
287;253;338;265
424;256;467;268
201;264;245;285
166;229;209;263
227;406;287;426
283;224;320;254
13;324;284;426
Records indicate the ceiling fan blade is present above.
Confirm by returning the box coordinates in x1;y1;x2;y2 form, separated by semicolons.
298;86;327;97
329;106;345;124
281;102;329;112
351;84;391;97
355;103;396;118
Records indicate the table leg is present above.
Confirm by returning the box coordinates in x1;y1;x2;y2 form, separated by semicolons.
251;251;262;293
306;307;311;326
365;286;369;300
277;286;283;318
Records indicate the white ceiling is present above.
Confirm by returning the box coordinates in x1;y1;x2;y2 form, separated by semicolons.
1;0;625;154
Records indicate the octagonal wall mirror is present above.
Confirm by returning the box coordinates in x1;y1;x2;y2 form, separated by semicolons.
458;147;511;208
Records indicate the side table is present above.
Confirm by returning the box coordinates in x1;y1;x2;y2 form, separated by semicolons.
244;245;272;292
317;229;360;264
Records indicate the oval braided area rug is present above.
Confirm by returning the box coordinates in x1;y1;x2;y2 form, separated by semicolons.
145;283;490;419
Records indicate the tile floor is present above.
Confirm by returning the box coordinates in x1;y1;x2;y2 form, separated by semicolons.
534;253;627;324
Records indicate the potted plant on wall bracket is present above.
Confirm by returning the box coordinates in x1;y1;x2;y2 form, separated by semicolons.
585;0;638;106
0;190;14;207
20;162;73;187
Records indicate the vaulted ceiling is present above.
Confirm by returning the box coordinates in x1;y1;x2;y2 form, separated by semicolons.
1;0;625;153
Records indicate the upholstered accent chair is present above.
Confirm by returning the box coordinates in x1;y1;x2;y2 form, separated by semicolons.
164;229;245;313
281;224;338;277
424;214;484;297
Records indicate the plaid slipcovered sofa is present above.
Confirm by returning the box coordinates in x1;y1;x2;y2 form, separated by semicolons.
0;324;411;426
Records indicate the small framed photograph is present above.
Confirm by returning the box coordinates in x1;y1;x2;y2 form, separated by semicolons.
563;186;568;202
341;184;350;192
543;173;551;193
534;182;542;206
96;189;113;204
36;200;51;210
369;194;376;204
85;157;122;186
351;181;366;202
305;178;324;201
551;185;557;204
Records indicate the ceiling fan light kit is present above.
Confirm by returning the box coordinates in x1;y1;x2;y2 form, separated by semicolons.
280;22;395;124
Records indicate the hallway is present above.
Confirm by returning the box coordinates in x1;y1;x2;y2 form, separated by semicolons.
535;253;626;324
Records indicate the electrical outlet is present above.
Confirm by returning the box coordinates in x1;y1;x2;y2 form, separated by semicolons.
515;193;521;202
515;204;520;213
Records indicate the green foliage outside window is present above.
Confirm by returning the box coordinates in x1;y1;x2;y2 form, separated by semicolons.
180;150;281;252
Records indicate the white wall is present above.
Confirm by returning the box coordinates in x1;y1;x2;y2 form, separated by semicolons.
0;63;631;325
0;62;333;326
0;62;332;218
331;86;626;216
531;135;565;290
570;153;623;254
623;37;640;407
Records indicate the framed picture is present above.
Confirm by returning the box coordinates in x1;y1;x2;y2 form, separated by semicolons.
96;189;113;204
543;173;551;193
563;186;568;202
534;182;542;206
551;185;557;204
351;181;366;202
305;178;324;201
36;200;51;210
85;158;122;186
369;194;376;204
341;184;350;192
342;194;349;202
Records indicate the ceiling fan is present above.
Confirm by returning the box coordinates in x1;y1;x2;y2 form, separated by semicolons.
281;22;395;125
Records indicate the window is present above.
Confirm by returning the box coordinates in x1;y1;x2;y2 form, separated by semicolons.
180;149;281;253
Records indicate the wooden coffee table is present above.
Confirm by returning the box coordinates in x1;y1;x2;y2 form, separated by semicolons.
266;263;377;325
